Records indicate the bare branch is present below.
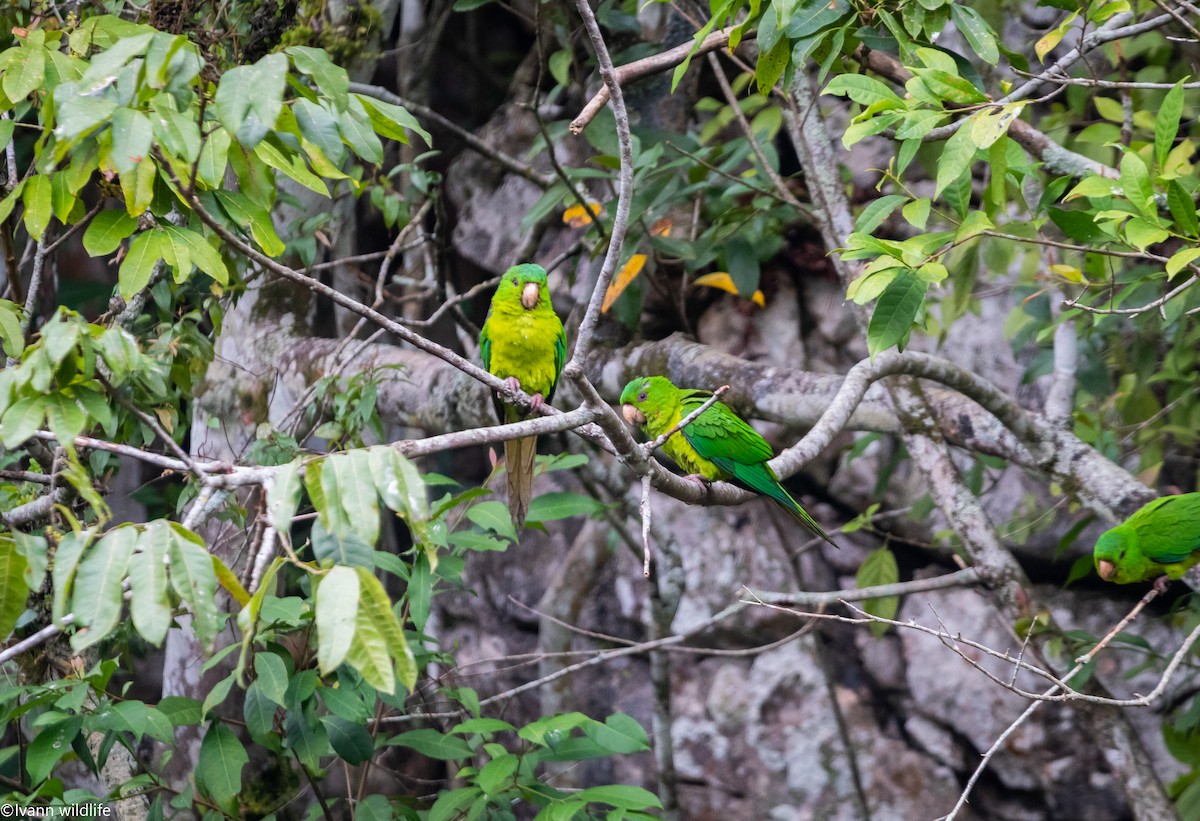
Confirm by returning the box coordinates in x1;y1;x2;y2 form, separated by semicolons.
569;28;750;134
563;0;635;375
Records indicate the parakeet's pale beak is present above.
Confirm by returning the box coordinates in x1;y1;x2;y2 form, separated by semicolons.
1097;560;1116;581
521;282;540;309
622;404;645;425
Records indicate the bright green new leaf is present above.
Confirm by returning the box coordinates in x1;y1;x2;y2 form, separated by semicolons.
1156;81;1185;171
856;546;899;637
1166;247;1200;281
1119;152;1156;218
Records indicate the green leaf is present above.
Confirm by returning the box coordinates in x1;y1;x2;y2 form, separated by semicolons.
822;74;902;107
83;210;137;256
1155;81;1184;172
0;394;44;449
787;0;850;38
202;673;235;718
754;36;790;94
70;525;137;651
856;546;899;637
212;190;286;256
467;500;518;542
26;717;83;784
118;230;163;300
1119;152;1155;218
919;69;988;104
214;52;288;148
316;566;360;674
356;93;432;146
267;459;303;533
255;138;328;197
333;450;381;545
854;194;908;235
867;268;926;358
574;785;663;811
1168;180;1199;237
129;522;171;646
0;537;30;640
0;300;21;358
196;127;231;189
934;125;976;199
584;713;650;754
1124;217;1168;252
368;445;429;522
13;531;47;591
357;567;416;691
3;45;45;101
197;722;248;810
526;491;606;522
255;652;290;707
311;519;375;569
162;225;229;284
52;529;90;624
287;47;350;110
22;174;53;241
339;96;384;165
386;728;472;760
55;88;118;142
167;523;220;647
109;108;153;176
1064;175;1115;202
429;788;481;821
320;715;374;765
477;753;518;795
950;5;998;64
1166;247;1200;281
901;197;930;230
243;681;277;744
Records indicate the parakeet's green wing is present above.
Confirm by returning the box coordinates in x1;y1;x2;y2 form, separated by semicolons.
1136;494;1200;564
547;328;566;404
480;323;492;372
679;392;774;466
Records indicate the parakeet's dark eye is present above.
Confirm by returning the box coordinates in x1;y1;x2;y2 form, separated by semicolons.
637;390;647;402
511;277;518;285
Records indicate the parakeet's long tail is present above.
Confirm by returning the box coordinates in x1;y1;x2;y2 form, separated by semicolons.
732;463;837;547
505;435;537;529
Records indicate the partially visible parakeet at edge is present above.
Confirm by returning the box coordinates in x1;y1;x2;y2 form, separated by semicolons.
619;375;835;545
1093;493;1200;585
479;263;566;529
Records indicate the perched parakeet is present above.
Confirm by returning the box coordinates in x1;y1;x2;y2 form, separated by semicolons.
1094;493;1200;585
619;375;834;545
479;263;566;529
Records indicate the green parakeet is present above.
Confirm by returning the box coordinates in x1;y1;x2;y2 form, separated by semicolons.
619;375;834;545
1094;493;1200;585
479;263;566;529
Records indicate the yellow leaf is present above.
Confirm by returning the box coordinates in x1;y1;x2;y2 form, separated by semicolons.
692;272;766;307
601;254;647;313
651;217;672;237
1049;263;1085;284
563;201;602;227
1035;13;1076;63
